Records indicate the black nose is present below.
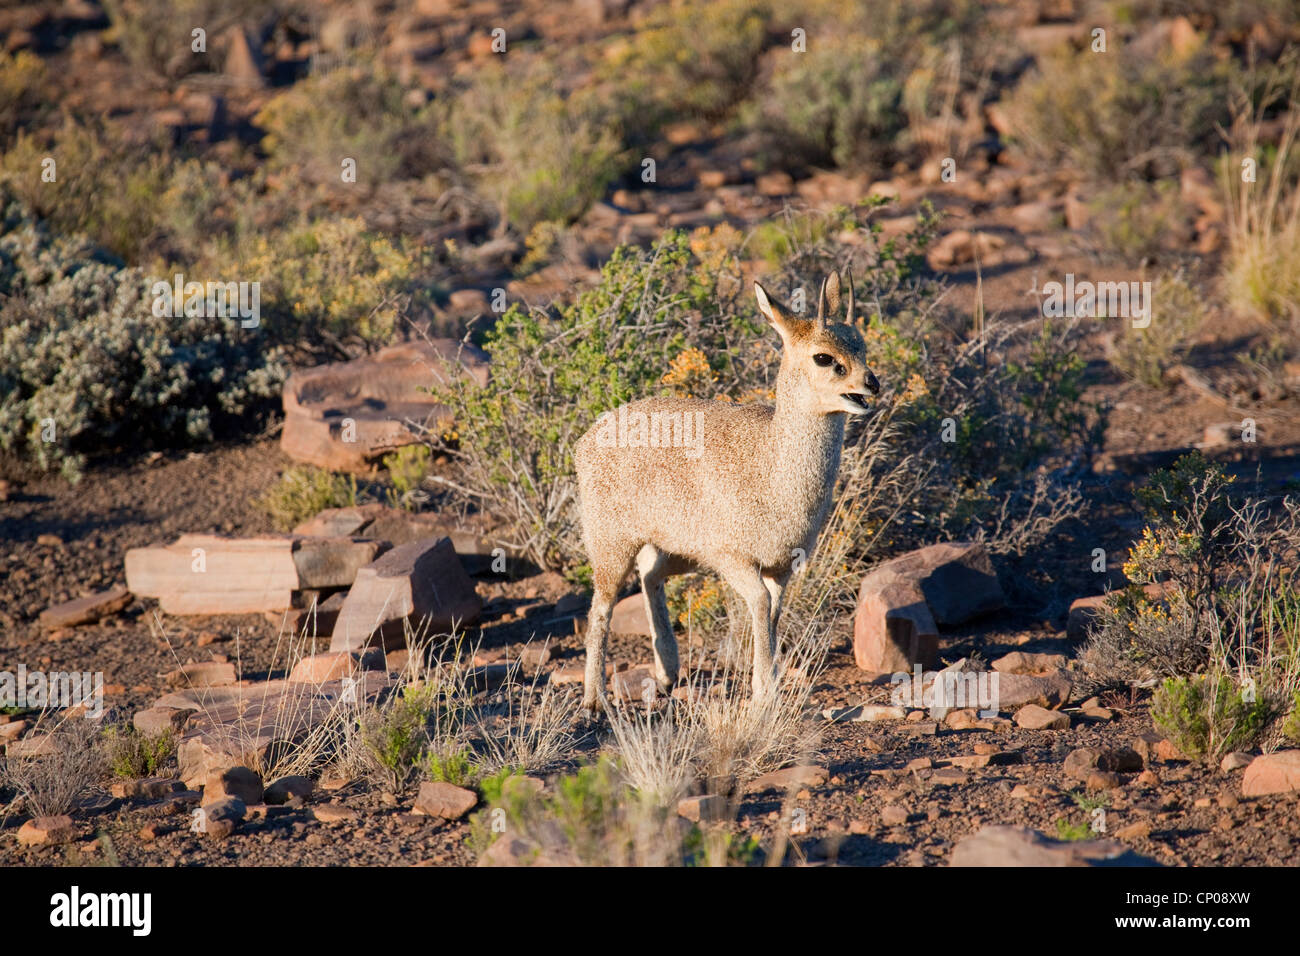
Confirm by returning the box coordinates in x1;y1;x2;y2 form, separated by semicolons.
865;371;880;395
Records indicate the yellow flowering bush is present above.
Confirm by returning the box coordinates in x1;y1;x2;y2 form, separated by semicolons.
242;218;435;349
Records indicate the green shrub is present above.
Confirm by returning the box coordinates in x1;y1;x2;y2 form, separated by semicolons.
0;116;173;263
104;0;276;80
240;217;436;350
1152;675;1273;761
1110;272;1207;387
426;747;475;787
604;0;770;138
258;466;357;531
358;683;440;791
1089;179;1194;264
1005;37;1231;180
255;61;446;189
103;725;176;779
749;36;906;172
383;444;430;511
1283;691;1300;743
0;194;285;479
444;61;623;232
1083;452;1300;727
0;50;47;143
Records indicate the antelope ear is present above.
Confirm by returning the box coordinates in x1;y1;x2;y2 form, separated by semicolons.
755;282;809;345
754;282;779;323
824;270;841;319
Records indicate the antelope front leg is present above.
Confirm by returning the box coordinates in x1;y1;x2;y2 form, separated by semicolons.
720;563;777;699
583;591;615;713
762;571;788;668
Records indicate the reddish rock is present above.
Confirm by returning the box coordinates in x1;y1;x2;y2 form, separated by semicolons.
312;802;360;823
280;340;488;473
608;593;651;635
38;587;132;630
201;797;245;839
746;765;829;793
995;670;1072;709
126;534;298;613
1015;704;1069;730
888;542;1005;626
17;815;77;846
1242;751;1300;797
329;537;481;651
265;775;314;804
202;766;264;807
291;538;389;589
677;794;727;824
223;25;264;88
1067;594;1108;641
610;665;659;702
288;651;361;684
413;781;478;820
853;571;939;672
132;706;195;736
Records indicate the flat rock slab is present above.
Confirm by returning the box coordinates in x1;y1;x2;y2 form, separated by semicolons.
126;534;385;614
1014;703;1070;730
747;765;830;793
280;339;489;473
164;661;237;689
39;587;132;629
162;673;396;787
329;536;481;651
951;825;1159;866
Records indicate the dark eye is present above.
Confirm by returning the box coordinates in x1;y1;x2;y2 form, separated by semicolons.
813;353;834;367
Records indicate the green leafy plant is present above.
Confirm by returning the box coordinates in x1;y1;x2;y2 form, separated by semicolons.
241;217;436;351
1054;817;1093;841
1006;35;1231;181
426;747;475;788
445;61;623;232
103;725;176;779
1151;674;1273;761
1109;272;1208;388
255;61;446;188
0;193;285;479
383;444;430;511
258;467;357;531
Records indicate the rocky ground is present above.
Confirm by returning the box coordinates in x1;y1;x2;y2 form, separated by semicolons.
3;436;1300;866
3;0;1300;867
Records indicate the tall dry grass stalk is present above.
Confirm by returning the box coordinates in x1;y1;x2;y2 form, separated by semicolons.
1222;65;1300;329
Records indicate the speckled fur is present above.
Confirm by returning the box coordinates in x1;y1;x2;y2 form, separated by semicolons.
574;274;879;710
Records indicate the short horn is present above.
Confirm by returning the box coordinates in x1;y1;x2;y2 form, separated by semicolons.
846;270;856;323
816;276;827;324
